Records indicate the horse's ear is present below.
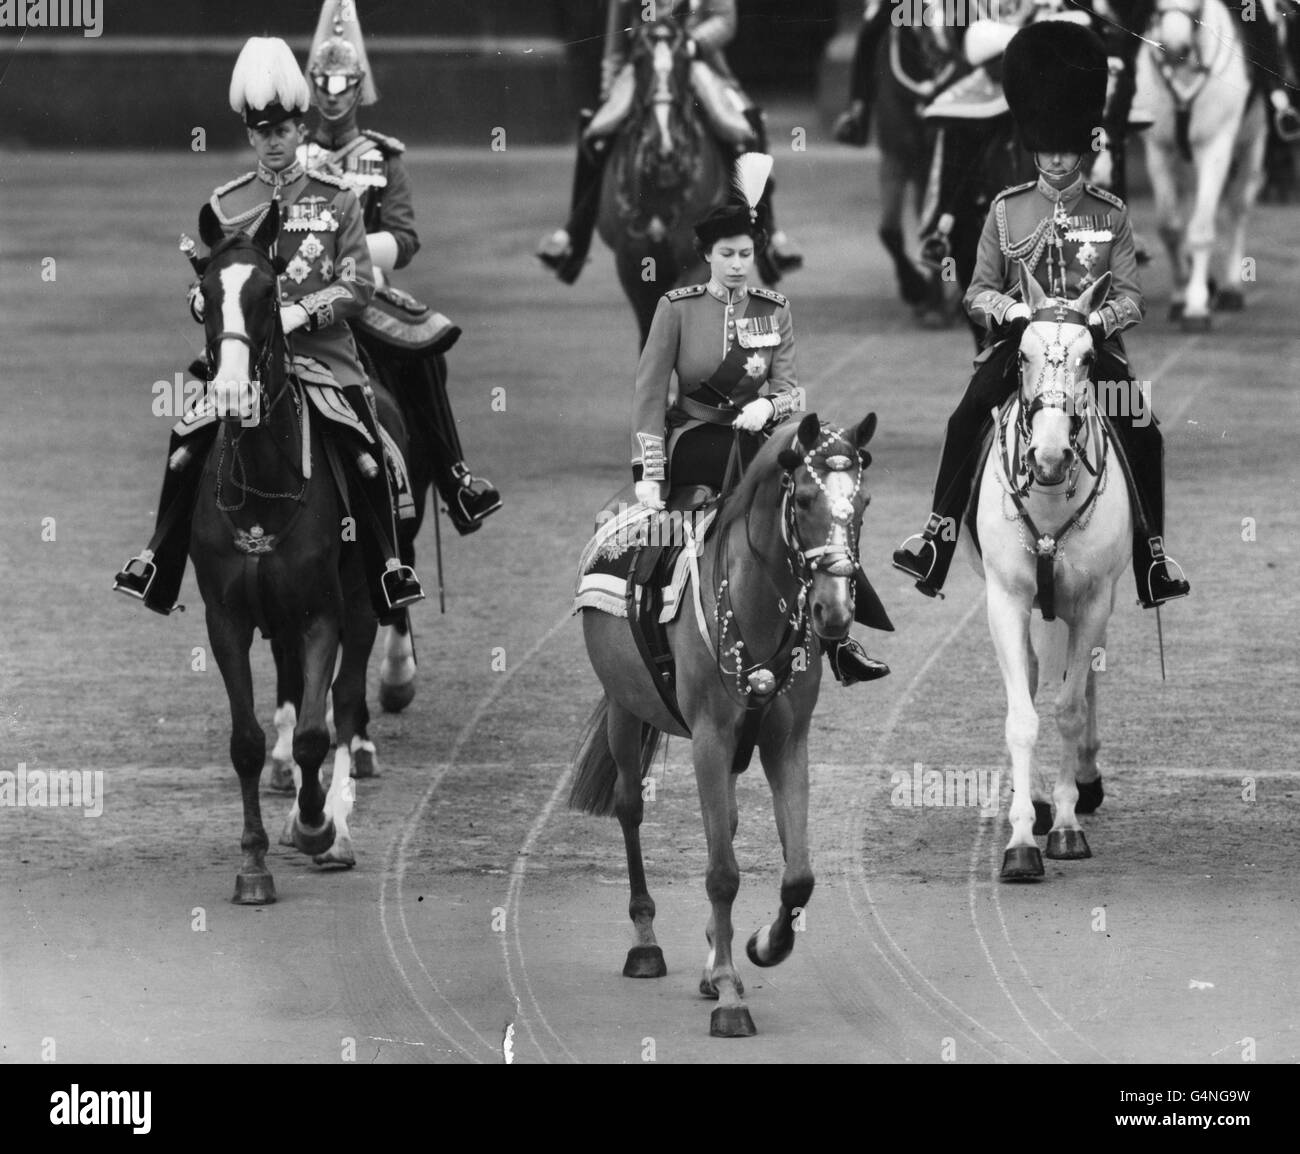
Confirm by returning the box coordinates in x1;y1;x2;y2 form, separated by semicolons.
777;448;801;472
855;412;877;449
1072;270;1112;320
251;204;280;255
1018;260;1047;312
197;203;224;250
796;412;820;450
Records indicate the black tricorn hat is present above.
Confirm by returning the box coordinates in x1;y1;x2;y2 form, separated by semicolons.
1003;19;1108;154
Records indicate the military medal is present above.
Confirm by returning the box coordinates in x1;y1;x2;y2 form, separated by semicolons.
736;315;780;348
285;254;312;284
284;196;339;232
318;254;333;280
297;233;324;261
744;353;768;380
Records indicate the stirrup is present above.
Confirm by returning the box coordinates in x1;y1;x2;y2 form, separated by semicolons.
536;229;572;271
891;516;945;598
1141;537;1190;608
1275;105;1300;144
113;552;157;600
381;561;424;611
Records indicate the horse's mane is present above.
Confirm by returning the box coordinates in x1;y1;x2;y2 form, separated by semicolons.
207;229;272;266
715;418;855;534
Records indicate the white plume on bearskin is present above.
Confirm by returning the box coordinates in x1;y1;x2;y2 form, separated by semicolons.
229;36;310;118
732;152;774;217
309;0;379;105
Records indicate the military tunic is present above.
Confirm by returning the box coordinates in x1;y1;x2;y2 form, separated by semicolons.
631;279;800;483
206;158;374;388
299;128;419;271
964;175;1144;339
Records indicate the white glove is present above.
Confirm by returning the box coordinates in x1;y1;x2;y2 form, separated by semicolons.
733;397;776;433
635;480;665;510
1005;302;1031;323
281;304;310;335
1087;311;1102;327
187;283;205;322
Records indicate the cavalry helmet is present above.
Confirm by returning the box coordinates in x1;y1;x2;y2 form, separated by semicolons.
308;0;379;110
1003;19;1109;155
229;36;311;130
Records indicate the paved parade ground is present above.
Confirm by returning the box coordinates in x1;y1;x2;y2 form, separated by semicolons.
2;146;1298;1064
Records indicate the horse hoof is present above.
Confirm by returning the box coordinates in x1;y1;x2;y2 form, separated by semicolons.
233;871;276;905
623;945;667;979
709;1005;757;1038
1181;313;1211;333
1215;289;1244;312
1045;829;1092;860
1000;846;1045;882
351;746;377;779
746;927;792;969
378;680;415;713
1032;800;1053;836
268;758;297;793
1167;301;1185;322
292;818;337;857
313;838;356;869
1076;777;1104;814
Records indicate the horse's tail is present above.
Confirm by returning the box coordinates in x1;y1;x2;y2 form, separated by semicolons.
568;694;664;817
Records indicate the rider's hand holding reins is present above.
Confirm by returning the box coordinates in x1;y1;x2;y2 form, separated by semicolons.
280;303;310;335
733;397;776;433
635;480;665;510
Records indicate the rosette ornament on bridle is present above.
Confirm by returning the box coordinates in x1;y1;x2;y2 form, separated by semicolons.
707;413;875;708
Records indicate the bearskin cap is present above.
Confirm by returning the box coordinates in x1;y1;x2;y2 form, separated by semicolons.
1003;19;1108;154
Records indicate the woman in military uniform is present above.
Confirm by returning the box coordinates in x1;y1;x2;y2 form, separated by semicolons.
632;157;891;685
300;0;501;536
891;20;1190;609
115;36;422;619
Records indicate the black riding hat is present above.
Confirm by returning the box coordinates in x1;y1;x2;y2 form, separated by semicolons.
1003;19;1109;155
693;152;773;252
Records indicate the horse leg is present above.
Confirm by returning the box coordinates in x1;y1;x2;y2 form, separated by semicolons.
693;723;754;1037
267;635;301;793
338;560;379;782
1146;139;1187;318
747;709;813;970
986;583;1044;881
207;607;275;904
605;700;667;979
378;612;416;713
1074;656;1105;815
283;614;338;857
1217;107;1267;311
879;152;930;308
1182;130;1235;327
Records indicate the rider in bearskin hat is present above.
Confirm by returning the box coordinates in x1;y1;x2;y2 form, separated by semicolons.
301;0;502;537
891;18;1191;609
114;36;424;618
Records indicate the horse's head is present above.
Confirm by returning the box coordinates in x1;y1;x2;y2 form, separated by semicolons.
630;15;692;158
1014;261;1110;487
776;412;878;641
196;202;286;425
1152;0;1202;68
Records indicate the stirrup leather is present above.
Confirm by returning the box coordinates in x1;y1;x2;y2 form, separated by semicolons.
113;551;157;600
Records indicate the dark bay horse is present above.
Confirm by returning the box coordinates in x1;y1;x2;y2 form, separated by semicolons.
191;204;361;902
596;16;731;346
572;413;879;1036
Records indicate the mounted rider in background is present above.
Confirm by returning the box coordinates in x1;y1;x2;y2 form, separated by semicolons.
301;0;502;537
537;0;804;287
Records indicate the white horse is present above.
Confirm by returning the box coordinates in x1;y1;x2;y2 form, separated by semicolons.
1137;0;1268;329
973;264;1133;881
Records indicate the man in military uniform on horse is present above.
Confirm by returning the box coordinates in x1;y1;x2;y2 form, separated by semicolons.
300;0;501;537
537;0;804;286
115;35;424;619
891;18;1192;609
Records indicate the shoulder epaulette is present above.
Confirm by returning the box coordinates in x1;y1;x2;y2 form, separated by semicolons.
1085;183;1126;210
212;171;256;198
993;180;1036;202
306;169;350;192
665;284;706;301
362;128;406;155
749;285;788;307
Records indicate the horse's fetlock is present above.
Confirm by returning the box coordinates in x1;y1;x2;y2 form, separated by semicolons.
292;727;330;771
781;873;814;914
629;896;656;925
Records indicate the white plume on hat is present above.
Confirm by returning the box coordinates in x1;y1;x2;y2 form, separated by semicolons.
229;36;310;118
733;152;773;220
308;0;379;105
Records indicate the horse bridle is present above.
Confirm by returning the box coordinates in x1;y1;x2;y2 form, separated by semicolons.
1150;0;1220;104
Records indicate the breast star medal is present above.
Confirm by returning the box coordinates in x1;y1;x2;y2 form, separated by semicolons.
744;352;767;379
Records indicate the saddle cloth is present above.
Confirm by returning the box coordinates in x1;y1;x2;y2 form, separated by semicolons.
573;501;718;623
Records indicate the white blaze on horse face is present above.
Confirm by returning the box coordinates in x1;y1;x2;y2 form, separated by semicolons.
1022;322;1088;484
214;263;255;419
652;38;674;154
1157;5;1198;65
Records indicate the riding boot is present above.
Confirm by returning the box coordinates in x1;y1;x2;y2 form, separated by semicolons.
342;384;425;618
893;340;1020;595
879;225;931;306
833;1;890;146
114;426;216;615
1109;409;1191;607
537;111;612;284
823;636;890;685
1234;3;1300;137
743;107;804;280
